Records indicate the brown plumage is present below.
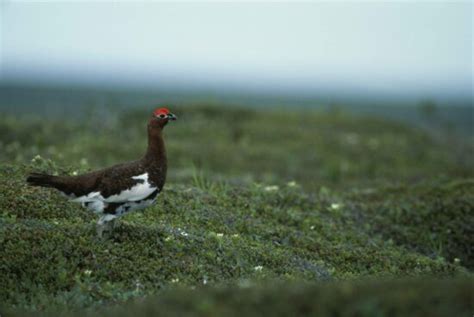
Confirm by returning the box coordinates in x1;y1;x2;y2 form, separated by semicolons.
26;107;177;236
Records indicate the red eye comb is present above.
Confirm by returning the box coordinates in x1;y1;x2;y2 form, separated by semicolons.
153;108;170;116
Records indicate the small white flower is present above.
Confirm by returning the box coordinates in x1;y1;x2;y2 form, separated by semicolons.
287;181;297;187
171;278;180;283
216;233;224;238
254;266;263;272
264;185;279;192
177;228;189;237
310;225;315;230
53;220;59;225
31;155;42;162
232;234;240;238
454;258;461;264
203;278;208;285
72;171;78;176
330;203;342;211
84;270;92;276
135;279;143;291
164;236;172;242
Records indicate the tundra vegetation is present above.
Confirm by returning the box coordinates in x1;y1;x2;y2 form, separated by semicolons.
0;104;473;316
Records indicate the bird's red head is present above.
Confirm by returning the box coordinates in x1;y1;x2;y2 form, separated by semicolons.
150;107;177;129
153;107;177;120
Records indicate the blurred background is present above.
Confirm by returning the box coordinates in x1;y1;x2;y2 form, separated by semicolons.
0;1;472;188
1;2;472;107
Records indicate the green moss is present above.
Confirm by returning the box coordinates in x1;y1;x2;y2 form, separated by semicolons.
0;105;472;315
0;163;470;313
348;180;474;269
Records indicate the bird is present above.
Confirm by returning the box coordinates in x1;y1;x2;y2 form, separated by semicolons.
26;107;177;237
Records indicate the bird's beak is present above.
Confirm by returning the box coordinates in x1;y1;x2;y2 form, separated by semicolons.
167;113;177;121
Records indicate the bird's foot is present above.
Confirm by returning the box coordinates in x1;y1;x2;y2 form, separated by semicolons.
96;223;106;239
96;215;118;239
111;218;120;230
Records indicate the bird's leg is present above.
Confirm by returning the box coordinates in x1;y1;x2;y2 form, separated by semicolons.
111;217;120;229
96;222;106;239
96;214;117;238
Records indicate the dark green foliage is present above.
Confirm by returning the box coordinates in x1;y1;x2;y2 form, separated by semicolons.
0;105;472;315
0;164;471;314
350;180;474;269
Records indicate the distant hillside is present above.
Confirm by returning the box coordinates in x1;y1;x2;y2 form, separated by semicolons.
0;84;472;136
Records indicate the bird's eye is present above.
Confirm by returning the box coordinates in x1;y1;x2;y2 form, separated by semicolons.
159;114;166;119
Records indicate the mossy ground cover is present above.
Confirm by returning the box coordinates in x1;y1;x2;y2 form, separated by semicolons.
0;105;473;315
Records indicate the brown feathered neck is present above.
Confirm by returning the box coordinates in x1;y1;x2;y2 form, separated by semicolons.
143;120;167;167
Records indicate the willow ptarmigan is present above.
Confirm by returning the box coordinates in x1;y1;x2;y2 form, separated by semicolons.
26;107;177;237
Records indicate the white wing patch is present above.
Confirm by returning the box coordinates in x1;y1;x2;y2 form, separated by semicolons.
70;173;157;215
105;173;156;202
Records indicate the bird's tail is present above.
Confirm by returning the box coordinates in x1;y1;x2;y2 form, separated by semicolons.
26;172;59;188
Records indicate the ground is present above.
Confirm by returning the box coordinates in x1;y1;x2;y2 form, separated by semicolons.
0;104;473;316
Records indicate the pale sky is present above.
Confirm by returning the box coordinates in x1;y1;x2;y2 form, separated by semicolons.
1;1;472;99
